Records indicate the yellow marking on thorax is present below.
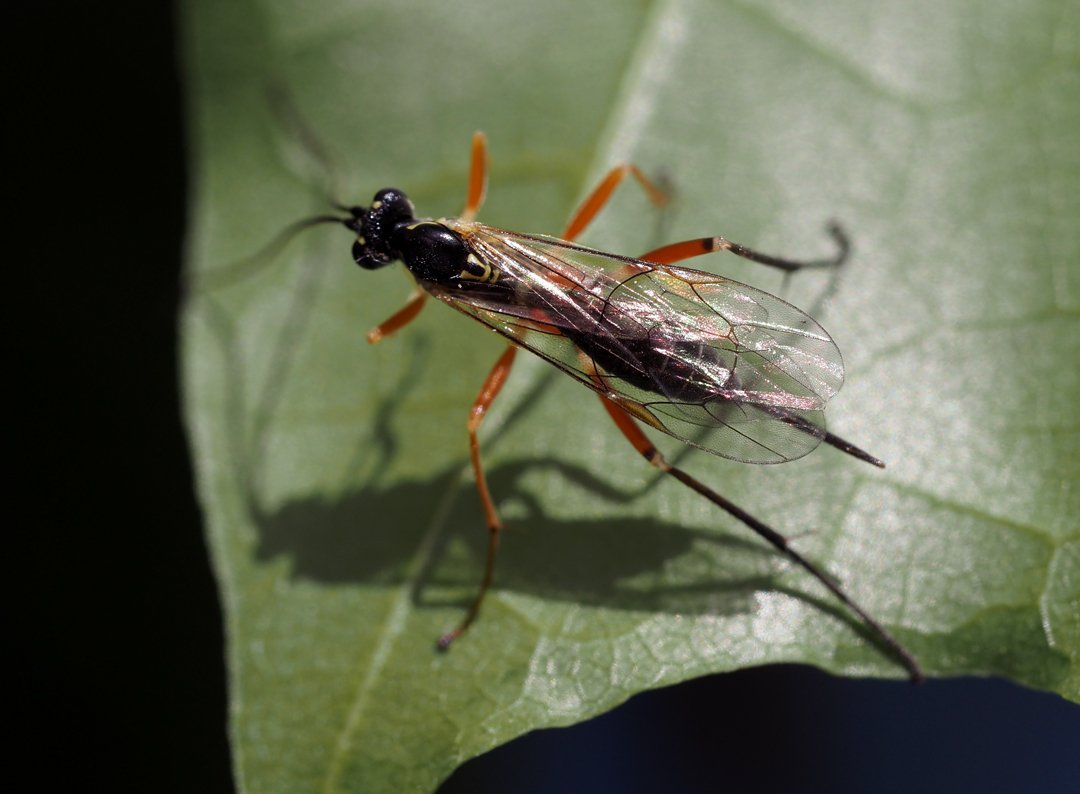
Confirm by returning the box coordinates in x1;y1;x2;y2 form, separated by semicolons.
458;252;501;284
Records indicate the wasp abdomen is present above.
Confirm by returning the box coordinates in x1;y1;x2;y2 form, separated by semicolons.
567;330;723;403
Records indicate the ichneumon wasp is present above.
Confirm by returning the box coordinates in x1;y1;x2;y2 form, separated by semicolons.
290;132;923;682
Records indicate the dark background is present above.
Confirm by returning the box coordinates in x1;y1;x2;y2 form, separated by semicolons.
13;3;1078;792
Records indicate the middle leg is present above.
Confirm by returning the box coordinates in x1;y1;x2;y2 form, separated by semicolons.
562;164;669;242
437;344;519;648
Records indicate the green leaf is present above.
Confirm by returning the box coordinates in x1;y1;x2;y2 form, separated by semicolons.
181;0;1079;791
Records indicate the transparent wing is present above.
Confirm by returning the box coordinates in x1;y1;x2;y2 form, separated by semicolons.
430;222;845;464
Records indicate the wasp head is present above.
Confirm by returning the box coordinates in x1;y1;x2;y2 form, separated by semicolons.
345;188;416;270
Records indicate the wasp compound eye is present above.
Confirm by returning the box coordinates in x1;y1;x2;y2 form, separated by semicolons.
352;237;391;269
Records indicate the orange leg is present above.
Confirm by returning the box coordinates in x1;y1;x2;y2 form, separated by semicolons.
562;164;669;242
459;131;489;222
595;393;923;682
366;289;428;344
438;344;519;649
639;222;850;271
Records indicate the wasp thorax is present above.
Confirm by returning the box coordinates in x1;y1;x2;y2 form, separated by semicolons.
349;188;416;270
400;223;471;284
